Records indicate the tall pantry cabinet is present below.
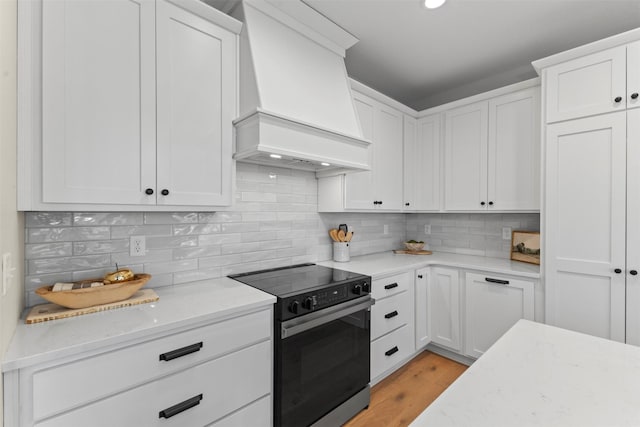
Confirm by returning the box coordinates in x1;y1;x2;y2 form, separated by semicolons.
535;34;640;344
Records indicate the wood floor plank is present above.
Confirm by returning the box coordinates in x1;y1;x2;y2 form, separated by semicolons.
344;351;467;427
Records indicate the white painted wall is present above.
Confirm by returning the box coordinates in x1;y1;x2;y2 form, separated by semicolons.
0;1;25;426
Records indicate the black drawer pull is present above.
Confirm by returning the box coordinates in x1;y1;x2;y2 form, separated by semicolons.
159;394;203;419
384;283;399;290
159;342;203;361
485;277;509;285
385;310;399;319
385;346;399;356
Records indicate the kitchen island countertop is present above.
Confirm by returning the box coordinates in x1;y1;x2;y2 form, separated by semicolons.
2;277;275;371
411;319;640;426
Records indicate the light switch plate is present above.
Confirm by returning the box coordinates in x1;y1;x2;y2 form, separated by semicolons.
424;224;431;235
2;252;16;296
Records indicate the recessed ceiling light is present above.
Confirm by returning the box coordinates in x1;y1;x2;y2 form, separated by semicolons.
424;0;446;9
270;154;282;159
321;162;331;166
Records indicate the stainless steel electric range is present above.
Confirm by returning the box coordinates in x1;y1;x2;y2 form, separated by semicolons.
230;263;374;427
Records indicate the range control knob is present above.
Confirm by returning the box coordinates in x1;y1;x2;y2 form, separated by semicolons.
289;300;300;314
353;284;362;295
362;282;371;293
302;296;315;310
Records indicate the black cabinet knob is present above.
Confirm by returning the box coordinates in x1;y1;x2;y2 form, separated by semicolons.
161;189;169;196
615;96;623;103
615;268;622;274
632;93;639;100
145;188;154;195
417;274;423;279
631;270;638;276
480;201;486;206
488;201;494;206
405;202;410;206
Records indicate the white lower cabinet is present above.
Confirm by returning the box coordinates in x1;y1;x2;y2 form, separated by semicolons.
370;271;415;382
8;309;273;427
414;268;431;349
464;272;534;358
428;267;461;351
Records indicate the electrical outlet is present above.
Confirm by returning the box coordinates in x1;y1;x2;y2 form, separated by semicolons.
130;236;146;257
424;224;431;235
383;224;389;235
502;227;512;240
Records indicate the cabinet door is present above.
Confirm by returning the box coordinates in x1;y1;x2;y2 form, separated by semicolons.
545;45;626;123
464;272;534;358
627;108;640;345
627;41;640;110
41;0;156;205
428;267;460;351
444;101;488;211
404;114;441;211
545;112;627;342
374;104;404;210
488;87;540;210
345;93;376;209
156;0;234;206
414;268;431;349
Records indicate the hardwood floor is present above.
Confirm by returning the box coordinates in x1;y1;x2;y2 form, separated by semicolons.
344;351;468;427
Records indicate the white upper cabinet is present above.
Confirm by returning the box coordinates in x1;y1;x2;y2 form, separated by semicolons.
155;0;235;206
318;87;404;212
18;0;239;211
444;101;488;211
41;0;157;206
403;114;441;211
544;41;640;123
344;91;403;211
444;86;540;211
488;88;540;211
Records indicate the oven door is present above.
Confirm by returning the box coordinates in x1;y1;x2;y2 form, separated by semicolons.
276;297;373;427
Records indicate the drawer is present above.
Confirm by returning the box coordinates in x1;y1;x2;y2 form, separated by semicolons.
208;395;271;427
371;323;414;381
33;308;272;421
371;290;410;340
371;271;413;300
36;340;271;427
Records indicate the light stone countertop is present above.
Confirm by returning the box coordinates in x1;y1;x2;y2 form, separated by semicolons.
318;251;540;279
2;277;276;371
410;319;640;427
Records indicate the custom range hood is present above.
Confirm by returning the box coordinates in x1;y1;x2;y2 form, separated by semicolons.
231;0;371;176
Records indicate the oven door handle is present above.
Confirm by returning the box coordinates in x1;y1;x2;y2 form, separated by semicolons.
281;297;375;339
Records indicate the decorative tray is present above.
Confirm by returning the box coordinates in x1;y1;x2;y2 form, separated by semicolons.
35;274;152;309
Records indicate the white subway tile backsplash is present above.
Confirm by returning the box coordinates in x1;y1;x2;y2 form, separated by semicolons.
144;212;199;224
25;242;73;259
22;164;540;307
27;227;110;243
73;212;143;226
110;225;172;238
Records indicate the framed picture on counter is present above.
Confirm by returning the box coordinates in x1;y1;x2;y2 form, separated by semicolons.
510;231;540;265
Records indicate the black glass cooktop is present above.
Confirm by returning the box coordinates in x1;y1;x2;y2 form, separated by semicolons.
229;263;368;298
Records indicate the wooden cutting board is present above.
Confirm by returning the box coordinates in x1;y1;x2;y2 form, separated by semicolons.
25;289;159;324
393;249;433;255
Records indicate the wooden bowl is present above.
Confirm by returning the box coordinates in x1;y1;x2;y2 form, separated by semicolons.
35;274;152;309
404;241;425;252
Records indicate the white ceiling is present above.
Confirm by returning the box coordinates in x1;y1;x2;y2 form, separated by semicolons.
208;0;640;110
